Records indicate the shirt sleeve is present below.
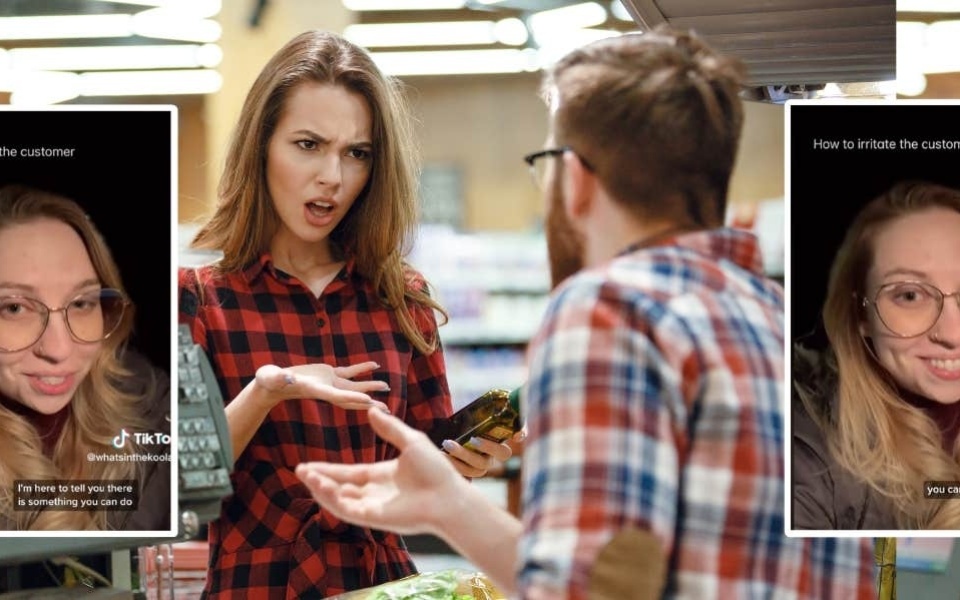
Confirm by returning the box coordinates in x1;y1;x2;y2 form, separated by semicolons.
398;281;453;442
518;278;681;599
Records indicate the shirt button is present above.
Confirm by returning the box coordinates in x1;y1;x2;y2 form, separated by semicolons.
316;318;326;328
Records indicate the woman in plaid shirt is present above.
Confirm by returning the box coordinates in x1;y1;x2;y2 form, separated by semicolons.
179;30;510;598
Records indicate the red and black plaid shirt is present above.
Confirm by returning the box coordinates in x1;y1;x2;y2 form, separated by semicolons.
178;254;452;599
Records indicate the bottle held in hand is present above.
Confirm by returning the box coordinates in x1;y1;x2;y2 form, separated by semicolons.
429;388;521;451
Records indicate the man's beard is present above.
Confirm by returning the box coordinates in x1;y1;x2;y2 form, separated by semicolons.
545;173;585;289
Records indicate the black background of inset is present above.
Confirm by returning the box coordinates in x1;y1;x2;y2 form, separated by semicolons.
790;103;960;352
0;110;172;373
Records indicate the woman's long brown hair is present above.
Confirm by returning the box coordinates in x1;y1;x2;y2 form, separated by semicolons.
191;30;446;353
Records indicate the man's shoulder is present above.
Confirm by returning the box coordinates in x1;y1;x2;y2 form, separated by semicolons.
609;239;762;288
568;241;777;314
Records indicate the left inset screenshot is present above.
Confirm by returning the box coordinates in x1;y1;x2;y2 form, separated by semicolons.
0;106;176;539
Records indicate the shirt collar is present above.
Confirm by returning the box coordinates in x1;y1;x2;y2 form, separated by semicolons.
241;251;358;286
618;227;765;276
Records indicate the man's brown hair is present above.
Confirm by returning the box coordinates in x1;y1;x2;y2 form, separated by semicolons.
544;26;746;228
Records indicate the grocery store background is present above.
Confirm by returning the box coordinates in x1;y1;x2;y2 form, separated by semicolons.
0;0;955;597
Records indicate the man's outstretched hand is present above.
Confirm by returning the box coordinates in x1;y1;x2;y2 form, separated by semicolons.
295;406;469;536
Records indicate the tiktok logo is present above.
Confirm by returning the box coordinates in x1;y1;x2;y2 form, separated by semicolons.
112;428;130;449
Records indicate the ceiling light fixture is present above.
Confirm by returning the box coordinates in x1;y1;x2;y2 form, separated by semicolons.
493;18;528;46
897;71;928;96
528;2;608;33
345;18;527;48
0;10;221;43
132;10;222;42
92;0;222;18
7;44;222;72
0;15;133;40
609;1;633;21
79;69;223;97
345;21;505;47
3;68;223;105
922;20;960;73
0;70;81;105
896;21;926;96
342;0;465;10
897;0;960;12
533;28;622;65
370;48;538;76
896;19;960;77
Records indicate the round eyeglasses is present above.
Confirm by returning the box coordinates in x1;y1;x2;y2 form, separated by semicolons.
0;288;128;352
862;281;960;338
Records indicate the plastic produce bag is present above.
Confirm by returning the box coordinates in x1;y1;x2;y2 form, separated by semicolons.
324;569;506;600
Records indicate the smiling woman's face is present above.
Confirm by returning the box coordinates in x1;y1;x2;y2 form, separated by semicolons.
862;206;960;404
0;218;102;415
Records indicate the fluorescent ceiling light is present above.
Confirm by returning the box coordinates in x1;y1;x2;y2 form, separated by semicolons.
897;20;960;74
919;20;960;73
817;81;896;99
897;20;925;75
897;0;960;11
610;1;633;21
0;9;221;42
79;69;222;96
92;0;221;18
1;71;81;105
897;71;927;96
345;19;526;47
133;9;222;42
7;44;222;71
346;21;500;47
493;18;528;46
11;85;81;106
874;80;899;97
0;15;132;40
343;0;465;10
3;68;222;105
370;48;538;75
0;70;80;98
528;2;608;32
534;28;622;65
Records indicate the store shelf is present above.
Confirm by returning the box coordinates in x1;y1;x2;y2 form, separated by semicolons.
440;321;539;347
428;272;548;295
412;226;547;410
443;352;527;410
423;227;551;347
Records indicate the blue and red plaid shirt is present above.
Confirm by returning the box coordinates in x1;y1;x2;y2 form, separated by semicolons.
518;228;875;599
179;254;452;599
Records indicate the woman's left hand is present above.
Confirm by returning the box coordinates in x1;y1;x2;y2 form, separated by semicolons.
441;437;513;478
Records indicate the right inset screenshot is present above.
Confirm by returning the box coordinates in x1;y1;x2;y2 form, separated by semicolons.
786;100;960;536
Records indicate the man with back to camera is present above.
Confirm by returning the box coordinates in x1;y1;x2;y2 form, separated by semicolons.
295;26;876;599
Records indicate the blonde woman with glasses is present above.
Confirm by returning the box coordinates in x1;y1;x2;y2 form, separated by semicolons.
793;180;960;529
0;185;170;531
